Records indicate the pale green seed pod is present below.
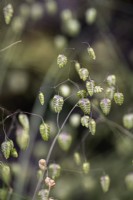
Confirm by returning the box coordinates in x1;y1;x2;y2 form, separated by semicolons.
82;162;90;174
85;8;97;25
58;132;72;151
52;95;64;113
49;163;61;179
11;148;18;158
38;189;49;200
81;115;90;128
39;92;44;105
78;68;89;81
86;80;95;96
0;188;8;200
123;114;133;129
78;98;91;115
61;9;73;21
1;141;13;159
125;173;133;190
88;118;96;135
18;114;29;131
100;98;111;115
37;169;43;180
74;152;81;165
45;0;58;15
16;128;29;150
107;75;116;86
3;4;14;24
75;61;81;73
105;87;115;100
87;47;96;60
39;123;50;141
94;86;103;93
77;90;87;99
1;164;11;185
100;175;110;193
57;54;67;68
59;84;71;97
114;92;124;105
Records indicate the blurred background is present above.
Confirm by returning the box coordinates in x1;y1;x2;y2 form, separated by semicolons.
0;0;133;199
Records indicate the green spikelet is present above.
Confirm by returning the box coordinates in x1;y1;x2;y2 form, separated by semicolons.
94;86;103;93
86;80;95;96
37;169;43;180
16;128;29;150
0;188;8;200
11;148;18;158
39;92;44;105
3;4;14;24
1;140;13;159
78;98;91;115
0;164;11;185
123;114;133;129
39;123;50;141
100;98;111;115
88;118;96;135
52;95;64;113
58;132;72;151
77;90;87;99
107;75;116;86
82;162;90;174
100;175;110;193
18;114;29;131
87;47;96;60
75;61;81;73
78;68;89;81
125;173;133;190
114;92;124;105
38;189;49;200
49;163;61;179
81;115;90;128
105;87;115;100
74;152;81;165
57;54;67;68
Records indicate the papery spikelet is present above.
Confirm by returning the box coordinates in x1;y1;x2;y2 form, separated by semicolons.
75;61;81;73
81;115;90;128
1;140;13;159
82;162;90;174
38;189;49;200
105;87;115;100
125;173;133;190
58;132;72;151
0;188;8;200
94;86;103;93
77;90;87;99
52;95;64;113
123;114;133;129
114;92;124;105
88;118;96;135
11;148;18;158
39;123;50;141
3;4;14;24
49;163;61;179
74;152;81;165
100;98;111;115
100;175;110;193
78;68;89;81
39;92;45;105
1;164;11;185
107;75;116;86
87;47;96;60
78;98;91;115
16;128;29;150
86;80;95;96
57;54;67;68
18;114;29;130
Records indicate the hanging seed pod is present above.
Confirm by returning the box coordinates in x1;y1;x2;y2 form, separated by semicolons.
49;163;61;179
81;115;90;128
94;86;103;93
0;188;8;200
39;123;50;141
11;148;18;158
45;177;56;188
75;61;81;73
100;98;111;115
16;128;29;150
123;114;133;129
87;47;96;60
38;189;49;200
100;175;110;193
78;68;89;81
1;164;11;185
38;159;47;171
1;140;13;159
125;173;133;190
86;80;95;96
39;92;44;105
82;162;90;174
37;169;43;180
57;54;67;68
105;87;115;100
77;90;87;99
107;75;116;86
18;114;29;131
78;98;91;115
58;132;72;151
114;92;124;105
74;152;81;165
3;4;14;24
88;118;96;135
52;95;64;113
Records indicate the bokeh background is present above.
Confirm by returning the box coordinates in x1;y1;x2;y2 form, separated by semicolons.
0;0;133;199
